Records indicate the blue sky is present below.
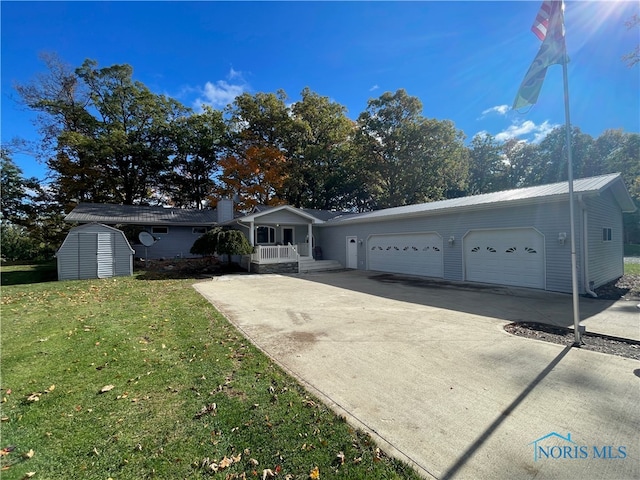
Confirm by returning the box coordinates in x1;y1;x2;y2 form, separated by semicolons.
2;1;638;181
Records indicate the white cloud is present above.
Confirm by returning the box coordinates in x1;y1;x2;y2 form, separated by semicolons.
197;80;245;108
369;84;379;92
481;104;510;117
192;68;249;110
494;119;558;143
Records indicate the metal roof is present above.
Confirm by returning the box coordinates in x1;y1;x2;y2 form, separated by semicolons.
65;203;218;225
246;205;356;222
325;173;636;225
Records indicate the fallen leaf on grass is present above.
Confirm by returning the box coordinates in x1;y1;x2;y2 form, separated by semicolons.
99;385;114;394
336;451;345;465
23;449;34;459
309;466;320;479
194;403;217;419
262;469;275;479
22;472;36;479
26;393;40;402
1;446;16;456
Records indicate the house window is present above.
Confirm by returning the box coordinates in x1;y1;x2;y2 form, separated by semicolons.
256;226;276;244
151;226;169;234
192;227;207;235
602;228;612;242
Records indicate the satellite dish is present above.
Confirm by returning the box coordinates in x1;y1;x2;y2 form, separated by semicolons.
139;231;155;247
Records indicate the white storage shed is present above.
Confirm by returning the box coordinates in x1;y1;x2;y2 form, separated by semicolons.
57;223;134;281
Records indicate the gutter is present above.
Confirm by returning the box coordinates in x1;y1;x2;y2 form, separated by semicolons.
578;194;598;298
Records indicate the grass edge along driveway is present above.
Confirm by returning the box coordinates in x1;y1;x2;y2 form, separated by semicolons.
0;266;421;480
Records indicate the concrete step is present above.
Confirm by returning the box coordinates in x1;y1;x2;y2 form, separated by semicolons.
298;259;343;273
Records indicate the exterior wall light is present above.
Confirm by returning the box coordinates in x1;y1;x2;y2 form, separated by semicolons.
558;232;567;245
448;235;455;245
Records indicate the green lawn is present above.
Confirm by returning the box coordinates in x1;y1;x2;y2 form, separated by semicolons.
625;262;640;275
1;266;420;480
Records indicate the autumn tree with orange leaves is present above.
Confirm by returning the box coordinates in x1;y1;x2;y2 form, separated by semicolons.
212;145;288;212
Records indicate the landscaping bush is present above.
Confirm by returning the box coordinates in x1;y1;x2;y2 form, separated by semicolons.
190;227;253;262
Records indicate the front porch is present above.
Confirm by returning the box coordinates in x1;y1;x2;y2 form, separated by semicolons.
234;205;342;274
248;244;342;274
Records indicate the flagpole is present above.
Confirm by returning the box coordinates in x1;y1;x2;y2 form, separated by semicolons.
561;53;581;346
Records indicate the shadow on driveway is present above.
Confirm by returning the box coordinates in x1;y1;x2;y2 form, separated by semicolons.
287;270;618;329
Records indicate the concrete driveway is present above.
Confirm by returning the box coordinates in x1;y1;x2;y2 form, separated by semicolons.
194;270;639;480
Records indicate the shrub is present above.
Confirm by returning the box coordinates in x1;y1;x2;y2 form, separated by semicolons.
190;227;221;257
190;228;253;261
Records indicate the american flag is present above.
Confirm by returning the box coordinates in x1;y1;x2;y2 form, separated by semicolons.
531;0;564;42
513;0;566;110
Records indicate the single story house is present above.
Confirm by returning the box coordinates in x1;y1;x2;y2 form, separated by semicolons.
64;201;232;260
224;172;635;295
57;223;134;280
65;173;636;294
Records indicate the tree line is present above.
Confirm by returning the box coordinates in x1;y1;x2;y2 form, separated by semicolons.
2;54;639;260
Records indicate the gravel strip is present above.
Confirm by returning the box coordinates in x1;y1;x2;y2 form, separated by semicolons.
505;322;640;360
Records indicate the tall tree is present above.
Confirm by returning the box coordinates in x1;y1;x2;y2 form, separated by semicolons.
467;133;507;194
532;126;594;184
220;91;295;209
355;89;468;209
288;88;357;210
17;56;188;206
75;60;187;204
501;138;540;189
163;106;227;208
0;149;39;224
213;145;288;212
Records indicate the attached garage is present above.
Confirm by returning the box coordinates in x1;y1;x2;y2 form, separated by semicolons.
463;228;545;289
368;232;443;278
57;223;134;281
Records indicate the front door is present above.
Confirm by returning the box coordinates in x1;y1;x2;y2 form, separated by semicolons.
282;227;294;245
346;236;358;269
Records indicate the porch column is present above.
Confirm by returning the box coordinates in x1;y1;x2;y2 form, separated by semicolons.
249;220;255;246
307;222;313;253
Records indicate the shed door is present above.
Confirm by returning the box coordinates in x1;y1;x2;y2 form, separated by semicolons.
464;228;545;289
78;233;98;279
368;233;443;277
97;233;114;278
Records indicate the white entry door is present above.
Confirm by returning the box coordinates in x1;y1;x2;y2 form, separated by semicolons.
346;236;358;268
464;228;545;289
368;233;443;277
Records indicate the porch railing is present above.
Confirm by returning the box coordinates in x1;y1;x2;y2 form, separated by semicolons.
252;244;299;264
296;242;310;257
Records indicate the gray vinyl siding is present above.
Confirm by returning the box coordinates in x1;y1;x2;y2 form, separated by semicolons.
318;199;584;294
133;226;205;259
585;191;624;288
253;210;313;225
57;224;133;280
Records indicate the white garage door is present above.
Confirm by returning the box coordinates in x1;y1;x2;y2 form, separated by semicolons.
464;228;545;289
368;233;443;278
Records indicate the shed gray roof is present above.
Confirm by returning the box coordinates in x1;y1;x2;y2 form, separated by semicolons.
65;203;218;225
325;173;636;225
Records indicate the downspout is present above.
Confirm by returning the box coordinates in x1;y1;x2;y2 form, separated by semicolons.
578;195;598;298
